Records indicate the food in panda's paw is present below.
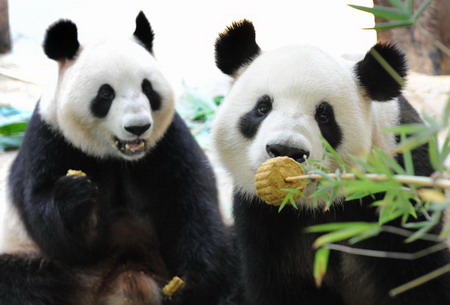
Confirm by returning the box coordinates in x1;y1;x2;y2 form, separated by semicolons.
66;169;87;177
255;156;306;206
162;276;185;298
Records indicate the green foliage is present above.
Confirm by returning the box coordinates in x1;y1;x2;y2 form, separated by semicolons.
176;84;223;148
349;0;433;30
0;106;31;151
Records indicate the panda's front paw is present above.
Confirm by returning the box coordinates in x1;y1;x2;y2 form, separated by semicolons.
53;175;99;231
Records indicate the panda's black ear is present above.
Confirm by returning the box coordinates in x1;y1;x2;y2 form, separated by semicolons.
215;20;261;76
134;11;154;53
44;20;80;61
355;43;407;102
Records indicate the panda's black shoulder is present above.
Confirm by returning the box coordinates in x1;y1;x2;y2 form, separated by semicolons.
9;105;99;206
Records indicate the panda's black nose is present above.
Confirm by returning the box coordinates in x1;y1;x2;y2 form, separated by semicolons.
266;144;310;163
125;124;151;136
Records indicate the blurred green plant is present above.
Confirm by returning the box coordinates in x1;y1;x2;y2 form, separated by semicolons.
348;0;432;30
0;106;31;151
176;84;223;149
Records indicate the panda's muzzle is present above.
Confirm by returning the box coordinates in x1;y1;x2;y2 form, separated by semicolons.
112;137;146;156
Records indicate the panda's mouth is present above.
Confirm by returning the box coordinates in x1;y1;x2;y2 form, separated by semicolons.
113;137;146;156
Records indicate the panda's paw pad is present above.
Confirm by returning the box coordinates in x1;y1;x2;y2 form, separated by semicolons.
54;175;99;225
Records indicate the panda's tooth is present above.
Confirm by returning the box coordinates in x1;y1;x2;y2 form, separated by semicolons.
125;144;131;151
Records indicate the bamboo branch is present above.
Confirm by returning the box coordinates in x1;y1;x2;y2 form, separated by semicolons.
285;172;450;190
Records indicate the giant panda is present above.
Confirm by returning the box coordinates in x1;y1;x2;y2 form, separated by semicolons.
0;12;238;305
212;20;450;305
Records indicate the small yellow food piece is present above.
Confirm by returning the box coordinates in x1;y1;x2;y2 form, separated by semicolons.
162;276;185;298
66;169;87;177
255;156;306;206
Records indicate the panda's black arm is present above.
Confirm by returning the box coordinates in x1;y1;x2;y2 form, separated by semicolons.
8;110;105;265
145;114;239;305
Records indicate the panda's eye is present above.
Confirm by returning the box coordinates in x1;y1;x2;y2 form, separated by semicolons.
91;84;115;118
98;84;115;101
316;102;330;124
256;95;272;117
142;79;153;95
142;79;162;111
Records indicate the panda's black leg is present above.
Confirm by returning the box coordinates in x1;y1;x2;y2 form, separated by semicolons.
338;240;450;305
0;254;82;305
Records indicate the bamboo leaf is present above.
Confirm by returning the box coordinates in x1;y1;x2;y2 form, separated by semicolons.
348;4;411;21
400;133;415;176
405;212;441;243
370;20;414;31
313;227;372;248
349;227;382;244
306;222;376;233
371;21;414;31
313;247;330;287
387;0;409;11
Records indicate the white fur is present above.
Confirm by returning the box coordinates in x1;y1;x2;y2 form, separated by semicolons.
0;188;40;255
213;45;400;207
40;37;175;161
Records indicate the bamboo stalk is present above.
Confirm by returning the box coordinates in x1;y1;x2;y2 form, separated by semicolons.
285;173;450;189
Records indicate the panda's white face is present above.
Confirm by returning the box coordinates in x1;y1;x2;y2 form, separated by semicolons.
40;39;174;161
213;45;399;205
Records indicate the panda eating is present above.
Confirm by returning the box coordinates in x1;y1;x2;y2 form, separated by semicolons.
0;12;237;305
213;20;450;305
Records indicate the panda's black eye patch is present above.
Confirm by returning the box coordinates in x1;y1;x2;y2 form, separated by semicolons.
316;103;331;124
142;79;161;111
239;95;272;139
314;102;342;149
91;84;115;118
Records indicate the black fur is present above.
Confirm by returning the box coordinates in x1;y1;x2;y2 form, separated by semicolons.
5;107;239;304
142;79;162;111
0;255;81;305
134;11;154;53
43;20;79;61
314;102;342;149
215;20;261;76
90;84;115;118
239;95;272;138
355;43;407;102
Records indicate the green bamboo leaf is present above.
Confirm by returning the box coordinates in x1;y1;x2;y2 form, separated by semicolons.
413;0;433;20
370;20;414;31
443;97;450;125
306;222;376;233
348;4;411;21
313;227;371;248
406;0;413;13
405;212;441;243
321;137;346;168
428;136;441;171
349;227;382;244
403;221;430;229
313;247;330;287
387;0;409;11
386;123;429;135
373;148;406;175
400;133;415;176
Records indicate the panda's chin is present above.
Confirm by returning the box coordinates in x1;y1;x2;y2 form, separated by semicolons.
113;137;147;158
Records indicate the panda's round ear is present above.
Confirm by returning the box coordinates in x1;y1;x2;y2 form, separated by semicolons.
133;11;154;53
43;20;80;61
215;20;261;76
355;43;407;102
